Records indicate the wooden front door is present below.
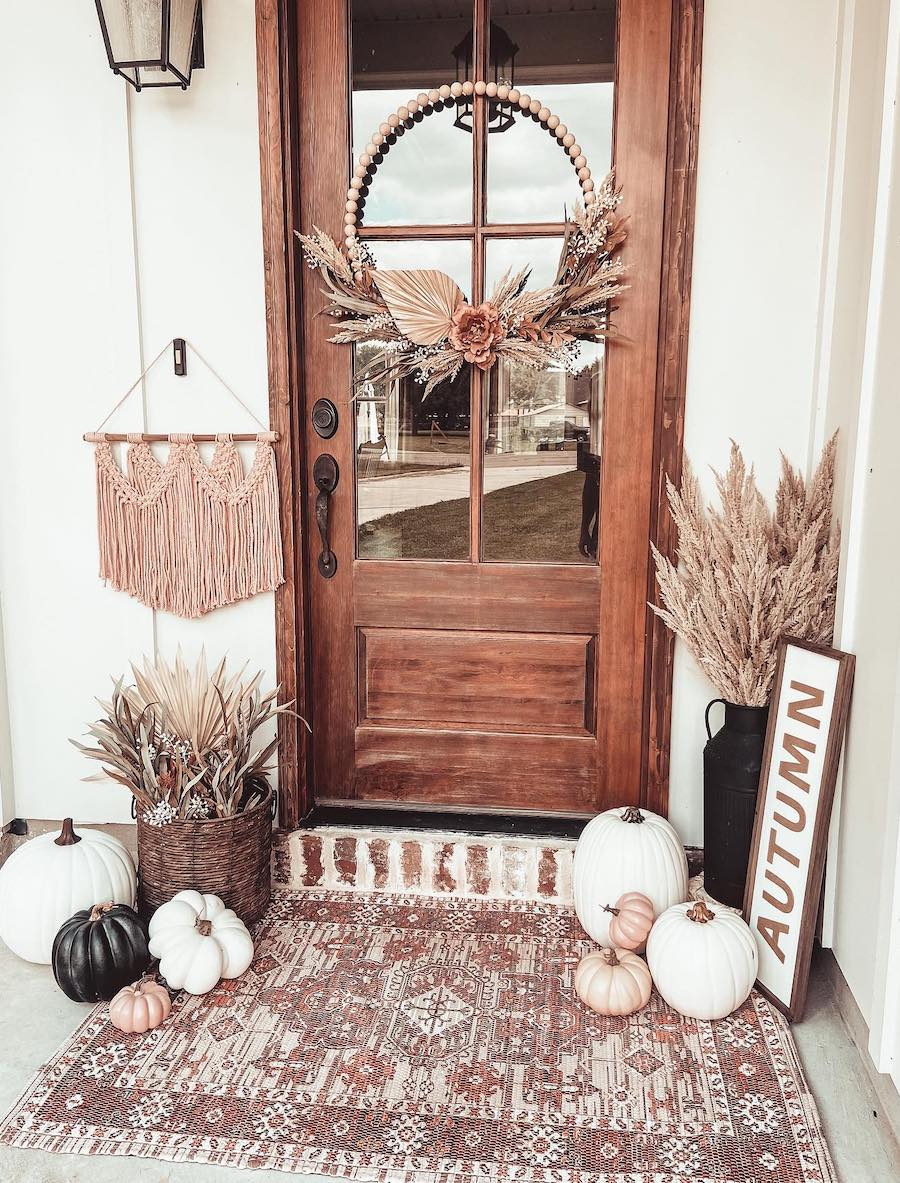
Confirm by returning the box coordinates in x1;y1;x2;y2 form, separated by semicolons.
295;0;678;820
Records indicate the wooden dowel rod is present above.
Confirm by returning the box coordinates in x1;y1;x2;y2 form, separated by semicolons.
83;432;279;443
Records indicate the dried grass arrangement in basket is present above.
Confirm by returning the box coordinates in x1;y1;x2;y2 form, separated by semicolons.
73;651;302;922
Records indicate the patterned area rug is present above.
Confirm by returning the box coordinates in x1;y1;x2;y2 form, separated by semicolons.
0;889;835;1182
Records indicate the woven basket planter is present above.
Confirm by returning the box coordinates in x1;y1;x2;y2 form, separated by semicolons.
136;792;273;924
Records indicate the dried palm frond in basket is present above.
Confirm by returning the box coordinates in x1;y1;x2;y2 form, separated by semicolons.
72;650;304;827
650;436;841;706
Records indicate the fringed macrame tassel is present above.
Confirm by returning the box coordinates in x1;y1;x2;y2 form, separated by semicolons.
93;437;285;618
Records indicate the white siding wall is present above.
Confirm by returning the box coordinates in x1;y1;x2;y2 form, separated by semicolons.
0;1;273;825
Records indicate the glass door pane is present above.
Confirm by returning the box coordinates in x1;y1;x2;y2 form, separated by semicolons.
354;238;474;560
352;1;474;225
485;2;615;223
482;237;605;564
482;344;604;564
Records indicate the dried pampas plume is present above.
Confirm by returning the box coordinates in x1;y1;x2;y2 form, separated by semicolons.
651;435;840;706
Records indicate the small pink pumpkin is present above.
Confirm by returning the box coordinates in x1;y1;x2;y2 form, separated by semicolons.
108;977;171;1033
575;948;652;1016
604;891;655;951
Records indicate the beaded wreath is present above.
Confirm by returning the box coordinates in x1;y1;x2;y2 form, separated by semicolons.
298;81;628;394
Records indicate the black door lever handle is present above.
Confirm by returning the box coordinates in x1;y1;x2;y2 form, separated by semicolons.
313;454;339;578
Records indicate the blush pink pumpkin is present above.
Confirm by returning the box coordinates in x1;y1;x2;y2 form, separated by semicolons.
574;948;652;1017
604;891;656;951
108;977;171;1033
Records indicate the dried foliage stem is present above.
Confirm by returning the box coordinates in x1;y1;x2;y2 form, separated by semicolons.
651;436;840;706
72;650;306;825
296;174;627;396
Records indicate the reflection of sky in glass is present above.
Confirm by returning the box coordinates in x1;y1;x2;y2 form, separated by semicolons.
352;91;472;225
364;239;473;299
352;83;611;228
485;237;563;293
487;84;613;223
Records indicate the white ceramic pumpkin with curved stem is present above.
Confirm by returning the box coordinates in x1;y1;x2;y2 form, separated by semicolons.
0;819;136;963
573;806;688;945
647;899;758;1020
149;890;254;995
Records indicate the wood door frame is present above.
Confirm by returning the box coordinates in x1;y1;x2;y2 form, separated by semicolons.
255;0;704;829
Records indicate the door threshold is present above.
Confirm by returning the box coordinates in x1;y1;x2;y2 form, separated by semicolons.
306;801;590;840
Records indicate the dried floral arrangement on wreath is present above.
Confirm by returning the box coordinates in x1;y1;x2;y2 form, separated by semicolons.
297;174;628;394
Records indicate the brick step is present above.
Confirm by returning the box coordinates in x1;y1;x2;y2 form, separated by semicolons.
273;825;704;905
273;826;577;903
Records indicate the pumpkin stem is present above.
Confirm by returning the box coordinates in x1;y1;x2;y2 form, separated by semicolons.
620;807;645;824
601;904;620;916
89;902;115;923
602;948;620;967
687;900;716;924
55;817;82;846
196;919;213;936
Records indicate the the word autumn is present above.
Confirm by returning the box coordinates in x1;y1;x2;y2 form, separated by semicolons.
756;680;825;963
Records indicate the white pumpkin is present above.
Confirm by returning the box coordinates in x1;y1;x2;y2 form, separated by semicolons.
0;818;135;963
647;899;758;1020
573;806;688;945
148;890;254;994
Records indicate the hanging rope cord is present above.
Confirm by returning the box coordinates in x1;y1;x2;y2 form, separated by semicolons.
85;339;276;441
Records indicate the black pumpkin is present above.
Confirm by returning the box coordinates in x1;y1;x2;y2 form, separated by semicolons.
52;902;151;1002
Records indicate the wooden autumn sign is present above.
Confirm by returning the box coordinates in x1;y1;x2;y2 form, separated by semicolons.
743;638;855;1021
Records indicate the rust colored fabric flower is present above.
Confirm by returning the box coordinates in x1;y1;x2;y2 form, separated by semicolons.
449;301;504;370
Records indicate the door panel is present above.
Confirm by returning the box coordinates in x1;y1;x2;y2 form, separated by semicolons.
347;728;600;814
359;628;594;734
298;0;672;818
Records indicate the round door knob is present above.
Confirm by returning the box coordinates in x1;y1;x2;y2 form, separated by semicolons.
312;398;338;439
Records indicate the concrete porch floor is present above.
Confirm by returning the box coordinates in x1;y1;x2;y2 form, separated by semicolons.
0;940;896;1182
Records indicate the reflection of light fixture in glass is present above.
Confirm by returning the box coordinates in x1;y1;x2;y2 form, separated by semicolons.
452;23;519;134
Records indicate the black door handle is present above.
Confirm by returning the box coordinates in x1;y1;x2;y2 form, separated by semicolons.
313;454;339;578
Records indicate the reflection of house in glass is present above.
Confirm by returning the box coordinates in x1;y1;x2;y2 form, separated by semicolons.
486;354;604;460
354;353;473;561
482;346;604;562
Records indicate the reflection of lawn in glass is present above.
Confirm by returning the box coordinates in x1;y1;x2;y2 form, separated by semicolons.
358;470;594;563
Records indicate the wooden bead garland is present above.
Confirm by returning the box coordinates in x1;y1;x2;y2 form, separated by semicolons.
345;81;598;272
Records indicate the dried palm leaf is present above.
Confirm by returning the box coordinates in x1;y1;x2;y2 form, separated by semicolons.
372;269;465;346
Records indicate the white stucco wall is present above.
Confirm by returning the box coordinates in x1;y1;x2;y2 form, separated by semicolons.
820;0;900;1073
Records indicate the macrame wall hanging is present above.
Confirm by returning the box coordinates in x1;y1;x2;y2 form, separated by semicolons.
84;340;284;619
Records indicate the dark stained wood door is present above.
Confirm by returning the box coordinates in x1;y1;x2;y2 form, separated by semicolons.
296;0;674;819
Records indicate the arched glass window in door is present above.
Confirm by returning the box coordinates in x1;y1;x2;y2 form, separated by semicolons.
350;0;616;564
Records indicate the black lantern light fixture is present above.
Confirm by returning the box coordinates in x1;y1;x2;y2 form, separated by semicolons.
452;23;519;134
94;0;205;91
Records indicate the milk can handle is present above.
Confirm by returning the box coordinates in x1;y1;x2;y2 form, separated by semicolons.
705;698;728;741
